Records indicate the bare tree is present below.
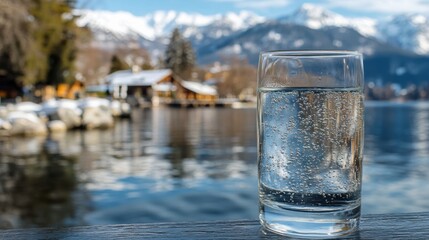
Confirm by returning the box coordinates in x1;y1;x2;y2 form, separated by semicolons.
0;0;33;85
217;57;257;98
75;46;111;85
114;47;153;70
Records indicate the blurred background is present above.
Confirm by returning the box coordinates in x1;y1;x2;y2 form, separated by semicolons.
1;0;429;229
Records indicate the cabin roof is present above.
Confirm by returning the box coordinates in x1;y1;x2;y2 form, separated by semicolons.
180;80;217;96
106;69;172;86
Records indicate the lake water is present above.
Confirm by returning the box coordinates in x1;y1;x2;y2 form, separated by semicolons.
0;103;429;229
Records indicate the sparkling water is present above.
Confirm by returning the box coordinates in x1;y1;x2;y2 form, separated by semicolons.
258;88;364;237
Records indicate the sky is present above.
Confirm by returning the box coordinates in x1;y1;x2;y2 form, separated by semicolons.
76;0;429;18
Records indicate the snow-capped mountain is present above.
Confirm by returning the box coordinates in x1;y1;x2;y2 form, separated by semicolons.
378;14;429;55
76;10;265;45
76;10;156;41
279;4;377;37
197;22;407;65
277;4;429;55
76;4;429;56
181;11;265;48
142;11;214;39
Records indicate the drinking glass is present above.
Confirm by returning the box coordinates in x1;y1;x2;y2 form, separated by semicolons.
257;50;364;237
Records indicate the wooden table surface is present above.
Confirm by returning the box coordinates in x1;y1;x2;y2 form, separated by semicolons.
0;212;428;239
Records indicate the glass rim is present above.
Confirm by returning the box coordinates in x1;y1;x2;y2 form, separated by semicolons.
260;50;362;58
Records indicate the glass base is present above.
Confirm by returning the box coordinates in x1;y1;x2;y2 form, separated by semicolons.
260;202;360;238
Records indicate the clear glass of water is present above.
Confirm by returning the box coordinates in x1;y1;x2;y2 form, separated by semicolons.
257;51;364;237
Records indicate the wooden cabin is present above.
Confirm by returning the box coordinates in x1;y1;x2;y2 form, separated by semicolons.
105;69;218;106
106;69;174;101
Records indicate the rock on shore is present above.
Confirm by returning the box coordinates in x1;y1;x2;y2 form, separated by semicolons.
0;98;130;136
7;111;47;136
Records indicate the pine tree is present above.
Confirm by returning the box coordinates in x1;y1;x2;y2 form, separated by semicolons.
25;0;80;85
180;40;195;79
165;28;196;79
165;28;183;75
109;55;128;73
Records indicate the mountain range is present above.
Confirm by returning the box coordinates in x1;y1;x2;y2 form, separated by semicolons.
76;4;429;86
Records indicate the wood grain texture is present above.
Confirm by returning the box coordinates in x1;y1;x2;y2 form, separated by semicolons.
0;212;428;239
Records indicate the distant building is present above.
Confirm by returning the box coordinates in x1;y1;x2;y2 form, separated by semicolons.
32;81;85;101
103;69;218;106
106;69;174;101
56;81;85;99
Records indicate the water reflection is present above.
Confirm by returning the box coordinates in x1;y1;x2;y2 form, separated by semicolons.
0;108;259;228
154;108;256;180
0;135;85;228
363;102;429;213
1;104;429;228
